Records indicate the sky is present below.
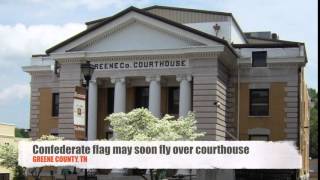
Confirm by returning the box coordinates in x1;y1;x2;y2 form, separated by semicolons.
0;0;318;128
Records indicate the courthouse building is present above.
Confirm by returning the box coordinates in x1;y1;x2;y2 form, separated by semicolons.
23;6;310;179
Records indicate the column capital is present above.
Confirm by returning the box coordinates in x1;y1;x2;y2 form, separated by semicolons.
176;74;192;82
111;77;125;84
146;75;161;82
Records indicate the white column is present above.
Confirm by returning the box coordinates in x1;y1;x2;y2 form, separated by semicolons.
111;77;126;113
177;75;192;117
88;80;97;140
110;77;127;175
146;76;161;117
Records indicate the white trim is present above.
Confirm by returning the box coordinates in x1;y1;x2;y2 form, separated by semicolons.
22;65;54;73
249;83;270;89
50;46;224;60
238;57;305;64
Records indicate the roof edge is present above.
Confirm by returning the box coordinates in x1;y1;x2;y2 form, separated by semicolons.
232;43;302;48
46;6;137;53
85;5;233;25
32;54;48;57
143;5;232;16
247;36;303;44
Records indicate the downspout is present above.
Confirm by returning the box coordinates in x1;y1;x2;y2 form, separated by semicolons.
297;67;301;179
297;68;301;147
237;59;240;139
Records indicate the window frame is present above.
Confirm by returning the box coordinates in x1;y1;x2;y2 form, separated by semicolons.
249;89;269;116
252;51;267;67
249;135;269;141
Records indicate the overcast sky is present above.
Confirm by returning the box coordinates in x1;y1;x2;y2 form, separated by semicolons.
0;0;318;128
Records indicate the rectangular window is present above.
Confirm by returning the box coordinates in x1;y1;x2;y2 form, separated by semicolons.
135;87;149;108
168;87;179;115
250;89;269;116
252;51;267;67
52;93;59;117
249;135;269;141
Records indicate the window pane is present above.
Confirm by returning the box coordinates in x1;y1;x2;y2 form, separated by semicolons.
250;90;268;103
252;51;267;67
250;105;269;116
52;93;59;116
250;89;269;116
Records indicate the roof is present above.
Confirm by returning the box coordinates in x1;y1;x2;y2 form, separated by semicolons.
85;5;232;25
46;6;238;57
246;36;303;44
32;54;48;57
0;122;16;126
85;5;248;43
233;37;303;48
144;5;233;16
144;5;248;43
85;16;111;26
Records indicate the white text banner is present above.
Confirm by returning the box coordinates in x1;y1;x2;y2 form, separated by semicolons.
18;141;301;169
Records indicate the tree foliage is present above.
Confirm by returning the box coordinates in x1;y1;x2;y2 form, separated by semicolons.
308;88;318;158
15;128;29;138
106;108;205;141
0;143;25;178
0;135;63;179
37;135;64;141
106;108;205;179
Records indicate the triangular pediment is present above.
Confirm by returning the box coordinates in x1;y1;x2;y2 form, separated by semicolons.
71;20;206;52
47;8;224;54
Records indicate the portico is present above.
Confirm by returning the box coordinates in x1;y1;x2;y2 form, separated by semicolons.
87;73;193;139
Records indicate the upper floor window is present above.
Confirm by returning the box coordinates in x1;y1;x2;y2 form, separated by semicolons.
250;89;269;116
52;93;59;117
252;51;267;67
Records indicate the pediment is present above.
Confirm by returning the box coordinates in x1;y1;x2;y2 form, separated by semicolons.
70;20;206;52
48;9;224;54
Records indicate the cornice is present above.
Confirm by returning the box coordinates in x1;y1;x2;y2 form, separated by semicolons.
22;65;54;75
51;46;224;64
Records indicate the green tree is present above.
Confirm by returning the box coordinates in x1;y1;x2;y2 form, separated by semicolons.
0;143;25;179
0;135;63;180
106;108;204;141
15;128;29;138
106;108;205;179
308;88;318;158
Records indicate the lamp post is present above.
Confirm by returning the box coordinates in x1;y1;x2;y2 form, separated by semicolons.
80;61;95;180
